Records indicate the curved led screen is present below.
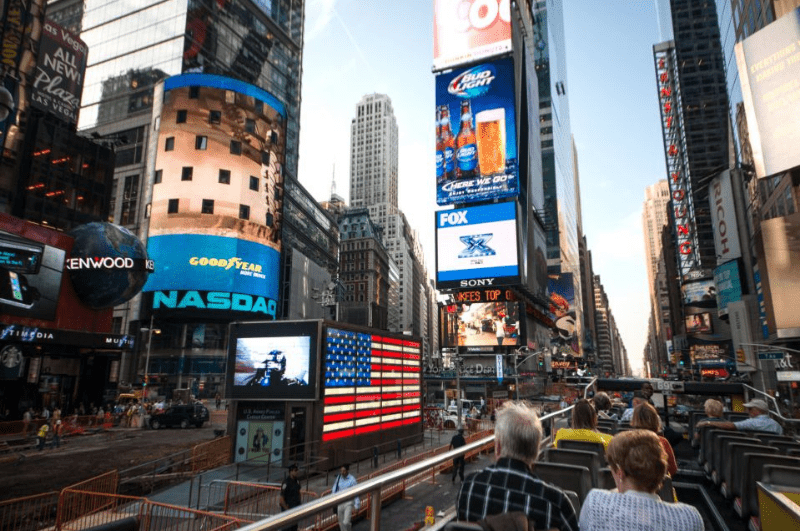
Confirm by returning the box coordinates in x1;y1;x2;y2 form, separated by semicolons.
143;74;286;318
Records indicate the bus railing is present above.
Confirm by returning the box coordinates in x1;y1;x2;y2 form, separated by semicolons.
742;384;800;429
233;407;571;531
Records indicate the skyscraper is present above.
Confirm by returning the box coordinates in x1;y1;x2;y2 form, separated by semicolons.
348;93;427;337
642;180;671;374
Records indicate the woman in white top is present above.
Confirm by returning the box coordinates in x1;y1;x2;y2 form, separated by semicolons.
579;430;703;531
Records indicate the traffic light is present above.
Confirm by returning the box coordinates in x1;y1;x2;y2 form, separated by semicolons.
143;375;148;387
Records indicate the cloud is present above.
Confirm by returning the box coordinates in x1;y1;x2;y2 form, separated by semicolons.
305;0;337;42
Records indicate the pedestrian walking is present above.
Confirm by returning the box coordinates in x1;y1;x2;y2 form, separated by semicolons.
22;408;33;437
279;464;302;531
37;423;49;450
331;464;359;531
215;392;222;410
450;427;467;483
52;420;63;448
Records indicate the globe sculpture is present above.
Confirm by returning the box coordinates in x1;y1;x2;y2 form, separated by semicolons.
68;222;151;309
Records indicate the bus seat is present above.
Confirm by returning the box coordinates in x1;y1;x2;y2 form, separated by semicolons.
768;441;800;455
533;462;593;504
556;440;607;466
735;454;800;521
712;435;755;485
721;443;776;499
543;448;602;487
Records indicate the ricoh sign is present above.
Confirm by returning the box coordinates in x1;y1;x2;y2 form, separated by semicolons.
709;170;742;262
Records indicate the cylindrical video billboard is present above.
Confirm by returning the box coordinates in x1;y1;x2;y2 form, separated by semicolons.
142;74;286;319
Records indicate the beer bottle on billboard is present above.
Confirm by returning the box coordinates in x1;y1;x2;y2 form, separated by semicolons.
456;100;478;179
436;107;445;184
440;105;456;180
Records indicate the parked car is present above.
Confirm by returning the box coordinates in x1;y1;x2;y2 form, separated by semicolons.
149;403;209;429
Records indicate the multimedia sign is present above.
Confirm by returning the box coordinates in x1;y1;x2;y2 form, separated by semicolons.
143;74;286;317
433;0;511;71
548;273;579;356
435;201;519;290
713;260;743;317
30;20;87;125
709;171;742;262
435;56;518;206
735;7;800;178
439;300;519;348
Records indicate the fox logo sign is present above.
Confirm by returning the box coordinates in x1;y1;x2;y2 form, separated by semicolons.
439;210;468;227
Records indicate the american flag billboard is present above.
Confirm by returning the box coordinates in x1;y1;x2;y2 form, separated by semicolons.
322;327;422;442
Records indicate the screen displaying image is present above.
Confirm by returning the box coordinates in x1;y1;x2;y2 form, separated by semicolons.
0;229;64;321
227;320;319;400
440;301;520;348
685;313;713;334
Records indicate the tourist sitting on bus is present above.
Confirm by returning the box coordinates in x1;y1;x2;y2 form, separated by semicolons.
554;399;613;450
592;392;617;421
457;401;578;531
620;393;645;423
630;403;677;477
579;430;703;531
696;398;783;435
692;399;725;446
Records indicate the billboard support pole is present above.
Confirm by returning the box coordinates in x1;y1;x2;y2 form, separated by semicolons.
455;343;462;429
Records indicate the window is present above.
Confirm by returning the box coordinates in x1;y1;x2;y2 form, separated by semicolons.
245;118;255;133
249;176;259;191
181;167;193;181
189;86;200;99
202;199;214;214
154;170;162;184
168;198;179;213
266;213;274;226
120;174;139;225
165;137;175;151
176;109;187;123
209;110;221;124
230;140;242;155
239;204;250;220
261;151;270;165
219;169;231;184
254;100;263;114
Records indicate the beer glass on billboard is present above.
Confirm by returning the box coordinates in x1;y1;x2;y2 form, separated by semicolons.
476;108;505;176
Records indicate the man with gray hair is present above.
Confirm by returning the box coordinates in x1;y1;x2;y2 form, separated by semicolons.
697;398;783;435
456;401;578;531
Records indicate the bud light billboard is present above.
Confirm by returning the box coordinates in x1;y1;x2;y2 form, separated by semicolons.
435;56;518;206
143;74;286;319
436;201;519;290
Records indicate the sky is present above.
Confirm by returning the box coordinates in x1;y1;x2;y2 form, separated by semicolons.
297;0;668;376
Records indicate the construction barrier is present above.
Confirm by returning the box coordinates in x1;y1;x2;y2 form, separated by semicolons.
192;436;231;473
0;491;59;531
56;490;245;531
221;482;319;527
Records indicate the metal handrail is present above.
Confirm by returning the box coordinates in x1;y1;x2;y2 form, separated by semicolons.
236;406;571;531
742;383;800;427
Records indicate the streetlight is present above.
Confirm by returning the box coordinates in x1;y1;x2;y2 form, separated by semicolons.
512;347;540;400
140;315;160;399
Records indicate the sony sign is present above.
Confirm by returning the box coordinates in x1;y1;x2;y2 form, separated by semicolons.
153;290;277;318
460;278;495;287
709;170;742;262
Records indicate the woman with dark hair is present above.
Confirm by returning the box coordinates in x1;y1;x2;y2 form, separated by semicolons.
630;402;677;477
579;430;702;530
592;392;617;420
554;399;613;450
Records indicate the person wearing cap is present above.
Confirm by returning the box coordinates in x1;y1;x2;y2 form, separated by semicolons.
449;426;467;483
696;398;782;435
280;464;302;531
52;419;63;448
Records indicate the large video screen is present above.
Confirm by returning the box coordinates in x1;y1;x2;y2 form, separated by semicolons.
143;74;285;319
685;313;713;334
436;201;519;290
226;320;320;401
548;273;580;356
321;327;421;442
435;56;518;205
439;300;520;348
433;0;511;71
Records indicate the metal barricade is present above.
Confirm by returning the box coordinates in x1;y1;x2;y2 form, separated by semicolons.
0;491;59;531
222;482;318;527
192;436;231;473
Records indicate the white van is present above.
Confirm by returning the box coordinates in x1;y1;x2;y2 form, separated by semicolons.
447;399;474;417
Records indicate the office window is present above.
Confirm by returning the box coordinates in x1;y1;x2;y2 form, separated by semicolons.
195;136;208;150
189;86;200;99
154;170;162;184
261;151;270;165
165;137;175;151
176;109;187;123
266;213;274;226
181;167;193;181
245;118;255;133
202;199;214;214
209;110;221;124
230;140;242;155
254;100;263;114
239;204;250;220
219;169;231;184
249;176;259;191
168;199;179;213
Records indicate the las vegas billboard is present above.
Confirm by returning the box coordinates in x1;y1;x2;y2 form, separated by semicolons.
142;74;286;319
436;201;519;290
433;0;512;71
435;56;518;206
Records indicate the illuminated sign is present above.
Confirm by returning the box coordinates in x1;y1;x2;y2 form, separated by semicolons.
436;201;519;290
439;300;520;348
714;260;742;317
153;290;278;318
65;257;154;272
321;327;421;442
655;44;701;275
453;288;516;303
433;0;512;71
709;171;742;261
